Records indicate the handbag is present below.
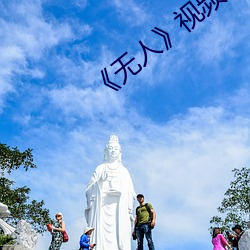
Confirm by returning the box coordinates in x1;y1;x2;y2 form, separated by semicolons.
132;230;137;240
62;231;69;242
46;224;52;232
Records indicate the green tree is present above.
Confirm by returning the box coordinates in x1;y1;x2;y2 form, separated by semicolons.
210;167;250;232
0;143;52;233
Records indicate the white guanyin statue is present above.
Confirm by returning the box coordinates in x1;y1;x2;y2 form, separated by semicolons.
85;135;136;250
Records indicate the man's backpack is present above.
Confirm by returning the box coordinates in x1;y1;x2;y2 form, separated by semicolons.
136;203;154;229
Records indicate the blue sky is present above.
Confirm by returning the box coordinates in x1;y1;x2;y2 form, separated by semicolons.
0;0;250;249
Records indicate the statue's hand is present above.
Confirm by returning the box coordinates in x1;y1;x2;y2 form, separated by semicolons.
86;195;95;209
88;201;93;208
130;213;135;222
101;171;108;181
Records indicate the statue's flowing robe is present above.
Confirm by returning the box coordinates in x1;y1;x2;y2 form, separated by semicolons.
85;163;136;250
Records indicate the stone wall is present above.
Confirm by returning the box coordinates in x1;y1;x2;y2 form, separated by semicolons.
238;229;250;250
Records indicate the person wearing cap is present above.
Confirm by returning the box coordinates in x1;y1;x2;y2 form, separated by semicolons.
49;212;66;250
133;194;156;250
79;227;96;250
230;225;244;250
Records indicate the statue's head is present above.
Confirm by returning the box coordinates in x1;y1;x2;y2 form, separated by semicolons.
0;202;10;218
104;135;122;163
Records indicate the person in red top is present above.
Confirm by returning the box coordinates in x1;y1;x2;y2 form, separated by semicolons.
212;227;232;250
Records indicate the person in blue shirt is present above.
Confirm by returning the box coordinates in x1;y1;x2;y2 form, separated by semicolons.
79;227;96;250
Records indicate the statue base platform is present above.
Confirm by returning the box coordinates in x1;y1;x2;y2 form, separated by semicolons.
1;245;26;250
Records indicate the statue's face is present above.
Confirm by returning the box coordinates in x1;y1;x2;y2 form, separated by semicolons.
107;142;121;160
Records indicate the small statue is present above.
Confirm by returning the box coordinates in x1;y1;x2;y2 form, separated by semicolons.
0;202;38;250
13;220;38;250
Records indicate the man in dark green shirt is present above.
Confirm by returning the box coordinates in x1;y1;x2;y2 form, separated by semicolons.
133;194;156;250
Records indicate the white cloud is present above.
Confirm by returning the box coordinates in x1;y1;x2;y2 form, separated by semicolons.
195;19;236;63
0;2;73;58
11;95;250;249
0;1;74;111
48;84;126;120
2;1;250;250
48;45;109;88
232;0;250;15
73;0;87;9
112;0;149;26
